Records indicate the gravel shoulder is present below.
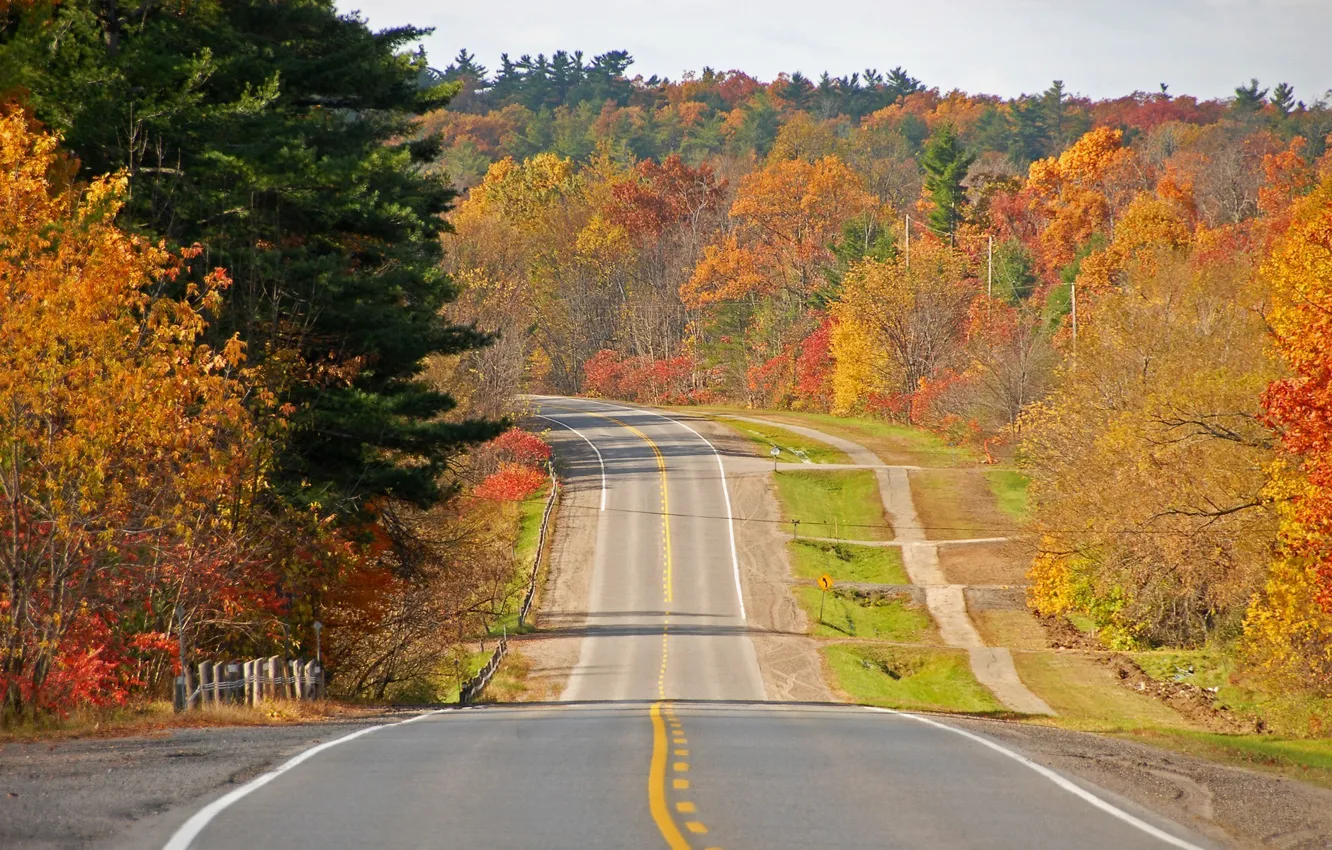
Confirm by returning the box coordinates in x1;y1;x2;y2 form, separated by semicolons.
0;716;407;849
949;714;1332;850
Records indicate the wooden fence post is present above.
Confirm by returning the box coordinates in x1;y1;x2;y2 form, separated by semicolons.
267;656;281;702
198;662;212;706
182;665;196;710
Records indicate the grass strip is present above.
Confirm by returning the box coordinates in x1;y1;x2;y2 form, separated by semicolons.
797;586;934;642
985;469;1030;521
773;469;892;541
716;417;852;464
823;643;1005;713
790;539;908;584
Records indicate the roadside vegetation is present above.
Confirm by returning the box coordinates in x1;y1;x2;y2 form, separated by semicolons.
799;588;935;642
823;645;1005;714
772;469;893;541
713;416;853;464
789;540;909;585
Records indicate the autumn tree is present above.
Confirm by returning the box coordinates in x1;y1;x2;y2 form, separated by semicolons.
0;113;267;717
1;0;502;519
1245;176;1332;693
1023;251;1277;647
683;155;876;307
829;241;974;417
1026;127;1138;274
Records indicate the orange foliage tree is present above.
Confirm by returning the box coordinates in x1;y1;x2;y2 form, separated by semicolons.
0;113;268;717
1246;175;1332;694
682;156;876;307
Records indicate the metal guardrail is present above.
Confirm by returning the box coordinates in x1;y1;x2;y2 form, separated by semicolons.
460;469;558;705
459;630;507;705
517;467;559;628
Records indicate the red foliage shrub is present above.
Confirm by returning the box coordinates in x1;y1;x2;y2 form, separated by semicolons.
475;462;547;501
793;318;836;410
488;428;553;467
581;349;718;405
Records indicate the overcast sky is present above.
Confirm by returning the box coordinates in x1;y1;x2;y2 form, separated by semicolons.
337;0;1328;103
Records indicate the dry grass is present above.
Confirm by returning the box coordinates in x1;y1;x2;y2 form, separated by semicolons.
1011;650;1200;732
970;610;1050;651
0;698;385;744
909;468;1018;541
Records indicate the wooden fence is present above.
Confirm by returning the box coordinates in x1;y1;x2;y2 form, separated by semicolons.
174;656;324;711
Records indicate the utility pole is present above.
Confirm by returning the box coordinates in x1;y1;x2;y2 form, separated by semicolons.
987;234;994;320
1070;279;1078;361
987;235;993;301
904;214;910;269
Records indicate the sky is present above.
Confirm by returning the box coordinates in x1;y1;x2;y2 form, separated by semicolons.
336;0;1330;103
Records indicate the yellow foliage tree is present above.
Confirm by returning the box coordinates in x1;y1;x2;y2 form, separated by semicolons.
1243;176;1332;696
830;241;972;416
1022;250;1277;648
0;112;261;716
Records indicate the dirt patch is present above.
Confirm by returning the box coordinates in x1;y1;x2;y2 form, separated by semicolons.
970;609;1050;650
1038;612;1106;651
963;585;1028;612
909;468;1017;541
1107;654;1261;735
937;539;1030;585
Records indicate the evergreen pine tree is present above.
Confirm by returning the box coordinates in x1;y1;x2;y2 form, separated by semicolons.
922;124;975;237
1;0;504;516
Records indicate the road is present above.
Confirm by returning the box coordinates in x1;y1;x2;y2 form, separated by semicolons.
142;396;1218;850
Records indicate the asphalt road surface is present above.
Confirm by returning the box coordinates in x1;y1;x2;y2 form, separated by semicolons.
135;397;1219;850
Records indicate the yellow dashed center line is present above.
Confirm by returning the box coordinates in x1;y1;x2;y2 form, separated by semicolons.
587;412;720;848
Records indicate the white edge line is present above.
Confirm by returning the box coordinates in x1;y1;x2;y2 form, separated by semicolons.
164;710;445;850
535;413;607;511
864;707;1208;850
555;399;746;622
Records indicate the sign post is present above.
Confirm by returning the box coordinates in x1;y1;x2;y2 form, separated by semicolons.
313;620;323;665
770;445;781;471
818;574;834;624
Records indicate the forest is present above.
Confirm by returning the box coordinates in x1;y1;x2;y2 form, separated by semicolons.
436;50;1332;707
1;0;1330;723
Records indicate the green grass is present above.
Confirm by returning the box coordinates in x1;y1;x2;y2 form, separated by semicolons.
716;416;852;464
798;586;934;641
1130;649;1231;690
985;469;1030;521
513;485;551;566
773;469;892;541
489;485;552;636
759;410;974;467
1011;651;1195;732
823;644;1006;713
789;539;908;584
1135;729;1332;786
